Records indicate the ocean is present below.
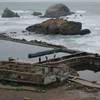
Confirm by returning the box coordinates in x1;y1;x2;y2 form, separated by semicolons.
0;1;100;83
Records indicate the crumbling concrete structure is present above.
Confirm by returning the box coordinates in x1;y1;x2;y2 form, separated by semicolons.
0;48;100;86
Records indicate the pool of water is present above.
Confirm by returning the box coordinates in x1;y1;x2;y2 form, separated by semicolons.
78;70;100;84
0;40;69;63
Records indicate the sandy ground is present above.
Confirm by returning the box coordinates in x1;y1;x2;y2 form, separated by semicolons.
0;86;100;100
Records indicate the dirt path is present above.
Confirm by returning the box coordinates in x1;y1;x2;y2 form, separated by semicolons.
0;86;100;100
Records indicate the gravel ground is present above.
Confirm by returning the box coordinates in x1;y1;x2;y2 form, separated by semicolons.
0;86;100;100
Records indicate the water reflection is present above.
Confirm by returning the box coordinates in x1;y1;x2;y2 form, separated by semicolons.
78;70;100;84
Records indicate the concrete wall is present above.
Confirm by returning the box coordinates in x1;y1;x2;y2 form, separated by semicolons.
44;75;56;85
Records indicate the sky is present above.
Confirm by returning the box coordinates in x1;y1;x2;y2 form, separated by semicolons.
0;0;99;2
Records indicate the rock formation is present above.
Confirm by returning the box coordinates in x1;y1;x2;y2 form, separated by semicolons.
26;19;91;35
43;3;73;18
32;12;42;16
2;8;20;18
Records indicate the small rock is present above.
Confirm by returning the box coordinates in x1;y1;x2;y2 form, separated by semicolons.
80;29;91;35
22;30;27;33
32;12;42;16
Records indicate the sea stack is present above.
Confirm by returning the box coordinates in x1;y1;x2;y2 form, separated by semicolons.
43;3;73;18
26;19;91;35
2;8;20;18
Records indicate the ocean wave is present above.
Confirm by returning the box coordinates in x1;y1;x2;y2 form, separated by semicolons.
12;10;31;14
13;32;100;54
76;10;86;14
95;27;100;30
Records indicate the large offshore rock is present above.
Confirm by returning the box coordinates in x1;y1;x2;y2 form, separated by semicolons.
2;8;20;18
26;19;91;35
43;3;72;18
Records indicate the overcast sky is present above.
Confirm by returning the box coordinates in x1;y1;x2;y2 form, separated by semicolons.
0;0;99;2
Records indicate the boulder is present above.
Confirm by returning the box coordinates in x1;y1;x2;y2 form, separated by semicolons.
26;19;91;35
32;12;42;16
43;3;73;18
2;8;20;18
80;29;91;35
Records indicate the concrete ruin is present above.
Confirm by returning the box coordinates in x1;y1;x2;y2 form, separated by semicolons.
0;48;100;86
0;59;71;85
